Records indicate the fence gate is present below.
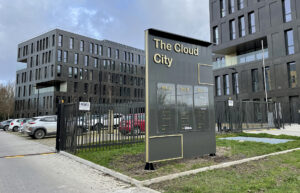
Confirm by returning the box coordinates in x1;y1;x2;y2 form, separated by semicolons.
56;102;145;153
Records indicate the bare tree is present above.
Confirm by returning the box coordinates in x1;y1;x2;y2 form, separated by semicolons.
0;81;15;120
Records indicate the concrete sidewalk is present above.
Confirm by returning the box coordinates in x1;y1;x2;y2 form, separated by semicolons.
244;124;300;136
0;131;158;193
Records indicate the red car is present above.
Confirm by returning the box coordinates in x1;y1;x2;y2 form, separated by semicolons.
119;113;145;135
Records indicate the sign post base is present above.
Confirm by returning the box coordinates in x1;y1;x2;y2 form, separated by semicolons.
144;162;155;170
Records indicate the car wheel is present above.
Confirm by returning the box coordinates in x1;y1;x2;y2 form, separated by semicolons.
13;126;19;132
3;126;8;131
34;129;45;139
132;127;141;136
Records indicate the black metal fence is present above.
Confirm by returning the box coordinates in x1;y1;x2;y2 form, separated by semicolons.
215;101;285;132
56;102;145;153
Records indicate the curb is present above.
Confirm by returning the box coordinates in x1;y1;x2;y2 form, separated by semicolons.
59;151;160;193
140;147;300;186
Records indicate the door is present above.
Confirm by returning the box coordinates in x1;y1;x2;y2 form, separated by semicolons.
290;96;300;124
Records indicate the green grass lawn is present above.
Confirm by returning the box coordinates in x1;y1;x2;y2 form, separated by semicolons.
150;150;300;193
76;133;300;180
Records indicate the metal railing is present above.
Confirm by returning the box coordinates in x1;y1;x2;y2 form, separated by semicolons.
56;102;145;153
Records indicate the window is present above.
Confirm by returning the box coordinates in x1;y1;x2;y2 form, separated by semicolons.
31;43;34;54
229;0;235;14
80;40;84;51
84;69;88;80
94;44;98;54
285;29;294;55
89;70;93;81
79;68;83;80
107;47;111;58
63;51;68;62
283;0;292;22
263;67;271;91
287;62;297;88
52;34;55;46
89;43;93;54
115;49;119;59
232;73;239;94
68;67;73;78
230;20;236;40
238;0;244;10
213;26;219;44
251;69;259;92
69;37;74;49
44;66;47;78
238;16;245;37
220;0;226;17
84;55;89;66
99;45;103;56
58;35;63;47
74;68;78;79
94;58;98;68
57;65;61;77
215;76;221;96
51;65;54;77
84;83;88;94
57;50;62;62
74;53;78;64
248;12;256;34
223;74;230;95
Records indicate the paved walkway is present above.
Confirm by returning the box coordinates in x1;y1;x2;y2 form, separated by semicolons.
244;124;300;136
0;131;157;193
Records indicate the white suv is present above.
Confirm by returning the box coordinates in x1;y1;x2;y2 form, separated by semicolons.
25;116;57;139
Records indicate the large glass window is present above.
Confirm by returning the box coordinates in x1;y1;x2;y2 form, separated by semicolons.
239;16;246;37
283;0;292;22
68;67;73;78
229;0;235;14
89;43;93;54
107;47;111;58
223;74;230;95
232;73;239;94
115;49;119;59
238;0;244;10
248;12;256;34
57;65;61;77
99;45;103;56
251;69;259;92
74;68;78;79
213;26;219;44
215;76;221;96
220;0;226;17
287;62;297;88
230;20;236;40
285;29;294;55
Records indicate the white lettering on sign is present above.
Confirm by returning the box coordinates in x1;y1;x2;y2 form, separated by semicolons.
79;102;91;111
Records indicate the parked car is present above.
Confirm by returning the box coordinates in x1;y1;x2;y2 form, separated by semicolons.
119;113;145;135
19;118;33;133
24;115;57;139
99;113;124;128
0;119;13;131
8;118;26;132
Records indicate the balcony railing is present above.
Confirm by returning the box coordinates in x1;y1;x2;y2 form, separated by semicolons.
213;49;269;69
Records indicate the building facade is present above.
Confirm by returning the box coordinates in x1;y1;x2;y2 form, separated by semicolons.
15;29;145;118
210;0;300;123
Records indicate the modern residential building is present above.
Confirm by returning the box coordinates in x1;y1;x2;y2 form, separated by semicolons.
210;0;300;123
15;29;145;118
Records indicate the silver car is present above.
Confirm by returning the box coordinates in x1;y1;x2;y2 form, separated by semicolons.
25;116;57;139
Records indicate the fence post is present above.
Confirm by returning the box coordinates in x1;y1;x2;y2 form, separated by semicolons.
56;100;64;152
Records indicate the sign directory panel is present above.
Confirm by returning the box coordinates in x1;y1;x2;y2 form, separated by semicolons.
145;29;216;163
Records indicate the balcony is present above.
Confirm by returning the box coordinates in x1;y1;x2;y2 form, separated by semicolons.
16;63;27;71
213;49;269;70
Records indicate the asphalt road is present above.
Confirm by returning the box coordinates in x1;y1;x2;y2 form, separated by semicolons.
0;131;156;193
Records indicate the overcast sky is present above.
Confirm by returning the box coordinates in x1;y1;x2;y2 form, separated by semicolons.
0;0;210;84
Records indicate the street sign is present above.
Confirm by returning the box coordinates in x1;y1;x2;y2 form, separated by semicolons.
79;102;90;111
145;29;216;164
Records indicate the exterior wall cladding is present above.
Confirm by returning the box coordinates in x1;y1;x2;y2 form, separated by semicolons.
15;29;145;118
210;0;300;116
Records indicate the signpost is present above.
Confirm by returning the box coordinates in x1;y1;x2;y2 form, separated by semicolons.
145;29;216;169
